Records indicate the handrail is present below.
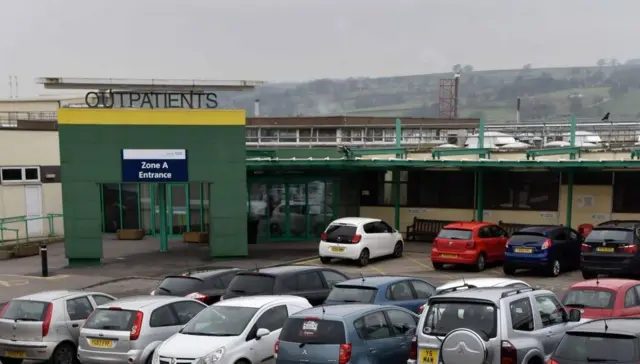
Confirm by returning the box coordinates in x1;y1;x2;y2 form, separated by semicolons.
432;148;491;160
525;147;581;160
0;213;63;246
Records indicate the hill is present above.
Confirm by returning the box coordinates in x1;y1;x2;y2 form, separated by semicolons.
220;63;640;121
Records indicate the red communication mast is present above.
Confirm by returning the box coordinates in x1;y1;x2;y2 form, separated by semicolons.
438;78;457;119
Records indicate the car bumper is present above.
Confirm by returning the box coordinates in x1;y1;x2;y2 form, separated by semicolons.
0;338;57;361
78;347;144;364
581;254;637;274
430;248;477;264
319;242;361;260
505;251;551;268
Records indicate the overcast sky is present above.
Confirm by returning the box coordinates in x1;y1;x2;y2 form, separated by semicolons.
0;0;637;97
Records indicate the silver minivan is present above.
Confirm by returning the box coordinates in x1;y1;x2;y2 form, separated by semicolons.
77;296;206;364
0;290;116;364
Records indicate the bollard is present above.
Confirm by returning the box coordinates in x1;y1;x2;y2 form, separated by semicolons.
40;244;48;277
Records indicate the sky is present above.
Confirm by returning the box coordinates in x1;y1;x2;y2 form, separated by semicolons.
0;0;638;97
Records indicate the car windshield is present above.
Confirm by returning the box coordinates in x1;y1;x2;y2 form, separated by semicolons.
1;300;48;321
437;229;472;240
562;289;615;309
280;318;346;345
554;333;639;362
326;286;377;303
227;274;275;295
83;309;137;330
586;229;633;243
424;301;496;338
156;277;203;295
181;306;258;336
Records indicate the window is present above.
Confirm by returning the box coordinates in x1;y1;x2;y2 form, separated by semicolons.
510;297;534;331
382;170;408;206
554;333;639;363
569;230;579;240
181;306;258;336
478;227;491;238
563;289;615;309
424;301;497;338
227;274;275;295
84;309;137;331
407;171;475;209
354;311;393;340
625;288;639;308
255;305;288;332
386;309;417;335
326;285;378;303
387;281;415;301
484;171;559;211
171;301;206;325
203;277;224;290
280;318;346;345
324;224;357;243
66;297;94;321
489;226;508;238
561;171;613;186
156;276;204;296
92;295;114;306
613;172;640;213
321;270;348;288
360;171;382;206
411;280;435;299
150;304;180;327
0;167;40;183
363;222;376;234
534;295;564;327
297;272;324;290
218;272;237;287
375;221;393;233
1;300;48;321
437;229;473;240
507;283;529;289
555;229;568;241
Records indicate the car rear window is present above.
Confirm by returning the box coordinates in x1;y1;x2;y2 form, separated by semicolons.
280;318;346;345
562;289;615;309
424;301;497;338
83;309;137;331
586;229;633;243
156;276;204;295
554;333;639;362
326;285;377;303
1;300;49;321
227;274;275;295
509;233;547;243
437;229;472;240
325;224;357;243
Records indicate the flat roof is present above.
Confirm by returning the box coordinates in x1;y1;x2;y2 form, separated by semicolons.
36;77;264;91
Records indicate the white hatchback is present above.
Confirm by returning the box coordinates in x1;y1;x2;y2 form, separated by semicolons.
153;295;311;364
318;217;404;267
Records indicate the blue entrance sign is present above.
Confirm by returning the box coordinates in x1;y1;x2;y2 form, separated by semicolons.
121;149;188;182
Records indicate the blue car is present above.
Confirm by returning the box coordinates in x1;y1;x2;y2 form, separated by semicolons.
323;276;435;313
504;225;583;277
275;304;418;364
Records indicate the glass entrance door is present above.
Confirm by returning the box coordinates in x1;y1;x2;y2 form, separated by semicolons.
168;183;188;236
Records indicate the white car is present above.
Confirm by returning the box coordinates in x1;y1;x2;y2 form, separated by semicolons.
418;277;530;313
318;217;404;267
153;295;311;364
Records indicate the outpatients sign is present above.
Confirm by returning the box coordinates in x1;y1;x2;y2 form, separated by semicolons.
121;149;188;182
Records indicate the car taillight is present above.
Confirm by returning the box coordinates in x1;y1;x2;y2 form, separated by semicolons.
320;232;327;241
581;243;591;252
505;239;511;248
541;239;552;250
186;292;209;302
501;340;517;364
274;340;279;359
0;302;9;318
466;240;475;249
547;358;559;364
409;335;417;360
620;244;638;254
219;296;224;301
338;343;352;364
42;303;53;337
130;311;144;340
418;305;424;314
351;235;362;244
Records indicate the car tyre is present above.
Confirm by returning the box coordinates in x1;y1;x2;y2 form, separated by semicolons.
548;259;561;277
320;256;332;264
358;249;370;267
0;358;24;364
393;242;404;258
582;270;597;280
474;253;487;272
432;262;444;270
145;352;154;364
48;343;76;364
503;265;516;275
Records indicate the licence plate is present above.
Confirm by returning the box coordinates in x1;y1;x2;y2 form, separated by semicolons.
596;247;614;253
441;254;457;259
330;247;345;252
4;351;26;359
88;339;114;348
514;247;533;253
419;349;439;364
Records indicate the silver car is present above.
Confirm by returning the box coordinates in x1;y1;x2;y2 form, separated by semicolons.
0;290;116;364
77;295;207;364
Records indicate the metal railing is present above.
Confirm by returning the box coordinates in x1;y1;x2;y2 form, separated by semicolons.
0;213;64;246
0;112;58;127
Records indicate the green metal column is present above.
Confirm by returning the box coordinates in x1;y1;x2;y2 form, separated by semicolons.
158;184;169;252
475;119;486;221
149;184;156;236
136;184;142;230
393;118;402;230
185;183;191;232
99;184;105;233
304;182;311;239
199;183;205;231
118;183;123;229
565;114;577;227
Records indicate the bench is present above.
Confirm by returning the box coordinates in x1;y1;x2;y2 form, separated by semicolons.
406;218;453;242
497;221;541;236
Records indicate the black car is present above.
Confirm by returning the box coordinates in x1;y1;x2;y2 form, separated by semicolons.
151;267;243;304
548;318;640;364
581;220;640;279
222;265;349;306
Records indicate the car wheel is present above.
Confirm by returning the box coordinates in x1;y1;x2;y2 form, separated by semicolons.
548;259;561;277
0;358;24;364
358;249;370;267
582;270;597;280
145;352;154;364
320;257;332;264
49;343;76;364
474;253;487;272
393;242;404;258
432;262;444;270
503;265;516;275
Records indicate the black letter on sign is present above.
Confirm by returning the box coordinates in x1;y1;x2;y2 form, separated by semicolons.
205;93;218;108
140;93;154;109
85;92;100;108
130;92;141;107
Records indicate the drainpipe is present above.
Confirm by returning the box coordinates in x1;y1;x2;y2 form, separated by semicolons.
565;114;577;227
475;118;486;221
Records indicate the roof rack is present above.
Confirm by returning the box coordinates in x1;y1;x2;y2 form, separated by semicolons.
440;284;477;294
501;287;538;298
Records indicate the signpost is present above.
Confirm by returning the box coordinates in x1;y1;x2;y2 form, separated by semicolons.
121;149;188;182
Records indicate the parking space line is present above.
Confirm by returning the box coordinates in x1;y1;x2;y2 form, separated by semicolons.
294;258;320;265
367;265;386;276
0;274;70;280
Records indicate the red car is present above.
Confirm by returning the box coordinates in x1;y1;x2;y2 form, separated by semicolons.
431;221;509;272
562;278;640;318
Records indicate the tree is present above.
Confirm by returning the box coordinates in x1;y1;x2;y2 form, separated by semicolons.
610;58;620;67
596;59;606;67
463;65;474;73
522;63;532;70
452;64;462;73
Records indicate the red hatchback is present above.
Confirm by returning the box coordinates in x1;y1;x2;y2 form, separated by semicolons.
431;221;509;272
562;278;640;318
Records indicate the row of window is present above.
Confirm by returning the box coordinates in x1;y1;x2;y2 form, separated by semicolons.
0;166;41;184
360;170;640;213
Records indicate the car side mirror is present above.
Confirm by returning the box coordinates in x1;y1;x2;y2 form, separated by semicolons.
256;328;270;339
568;308;581;322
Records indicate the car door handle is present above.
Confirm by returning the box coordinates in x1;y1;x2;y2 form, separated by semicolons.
369;348;376;353
72;324;79;328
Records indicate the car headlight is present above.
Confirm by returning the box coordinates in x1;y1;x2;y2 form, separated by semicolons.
151;349;160;364
198;347;225;364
